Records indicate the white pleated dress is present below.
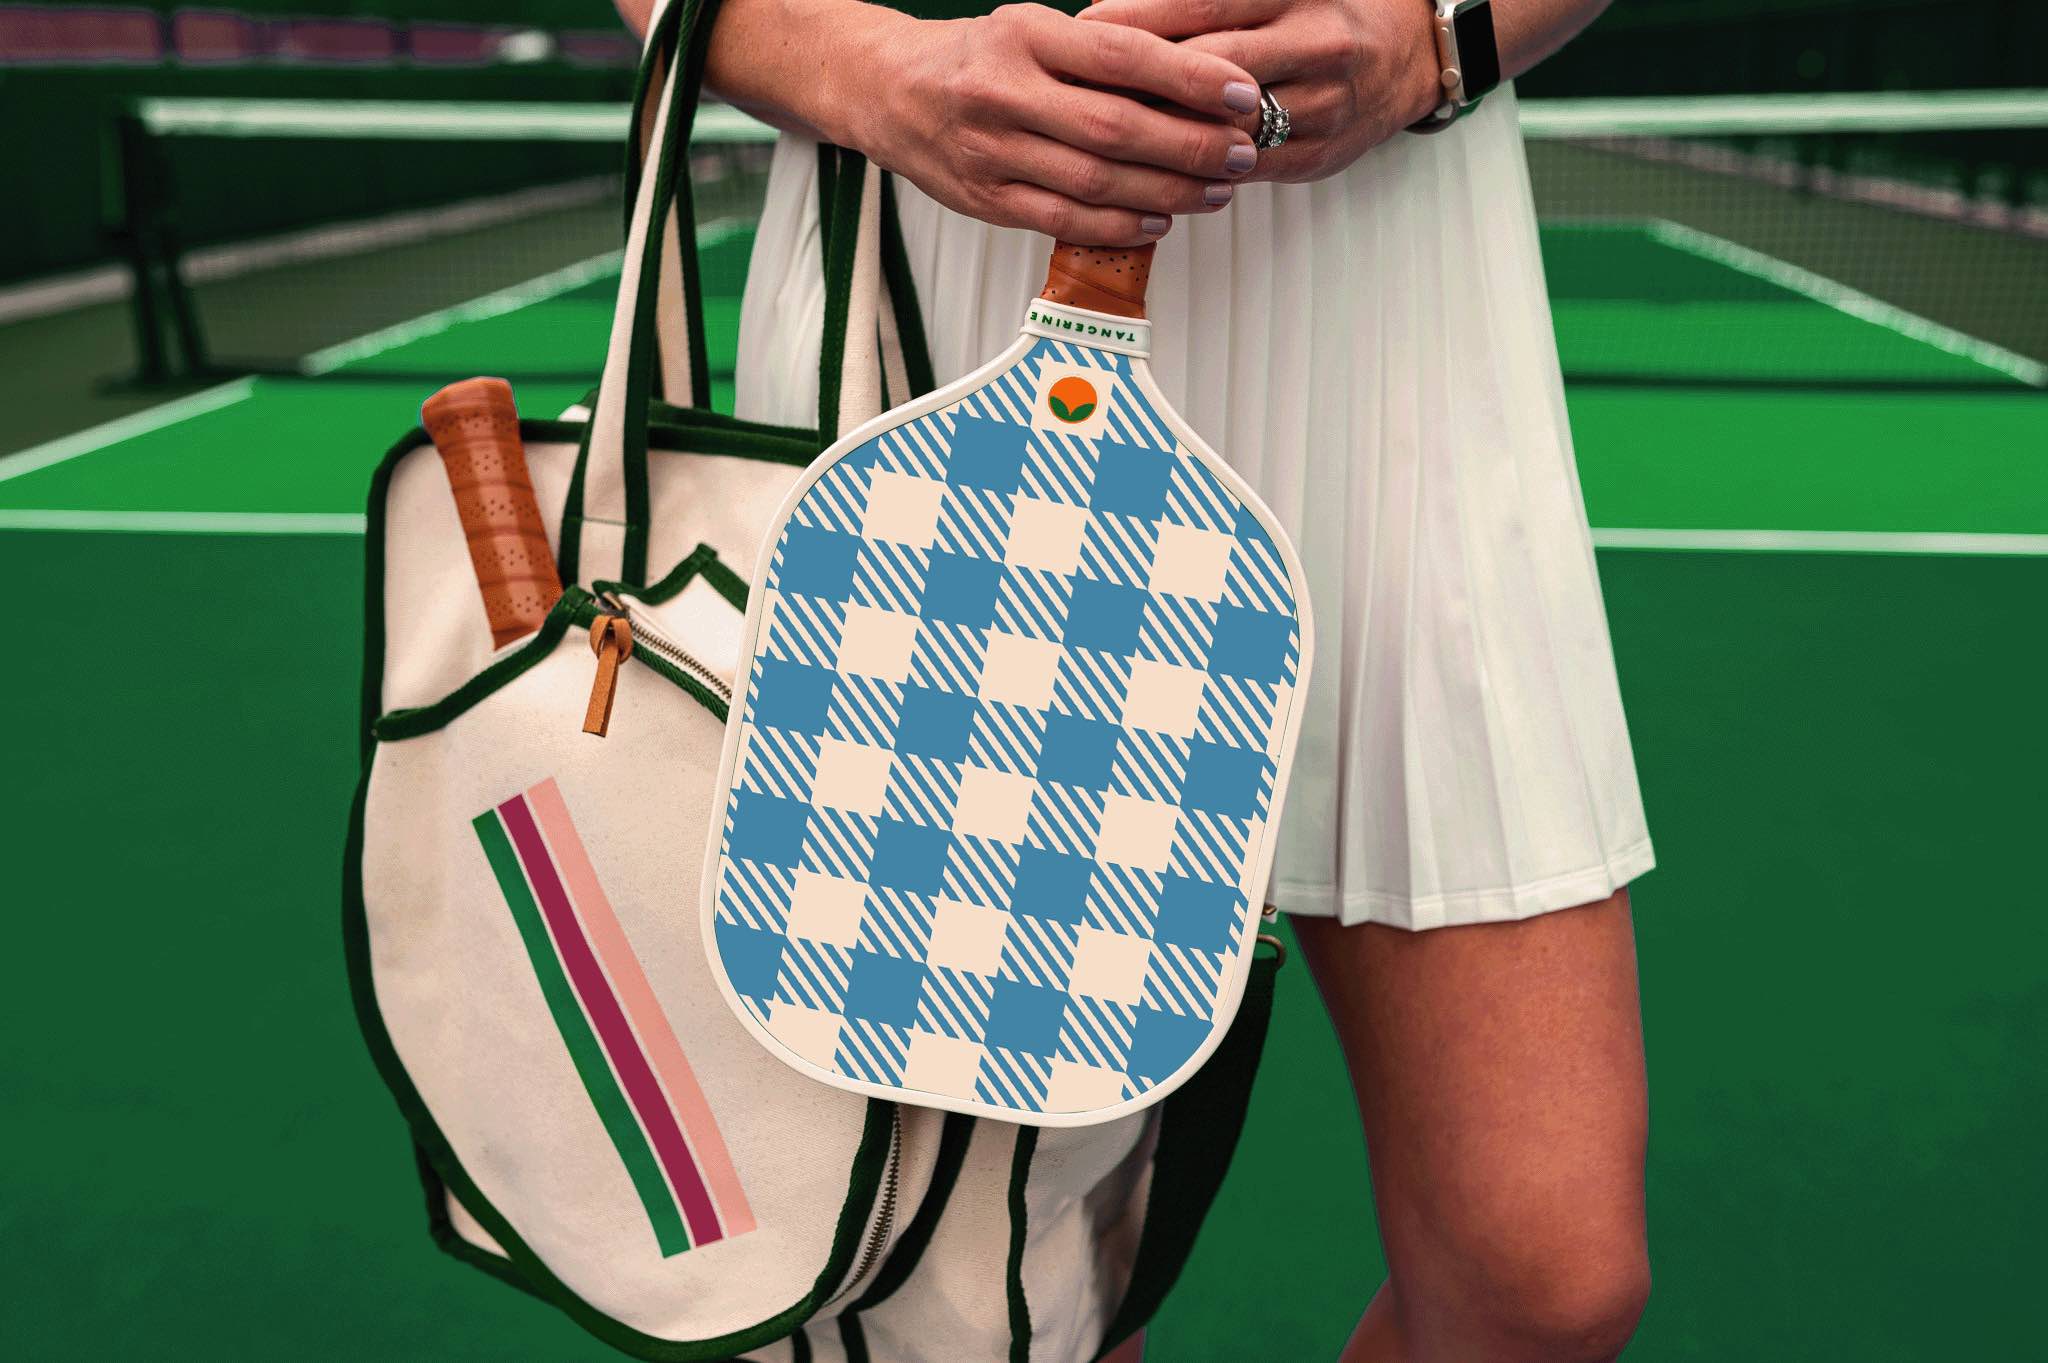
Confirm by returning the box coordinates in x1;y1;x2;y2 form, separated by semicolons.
733;86;1654;929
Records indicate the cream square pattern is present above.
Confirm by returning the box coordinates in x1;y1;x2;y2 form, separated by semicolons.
904;1030;986;1100
1003;496;1089;575
861;470;946;547
1121;658;1207;738
1096;794;1179;872
787;869;868;946
1148;523;1237;602
951;766;1037;844
1069;926;1152;1005
812;736;893;815
836;604;919;682
978;631;1062;709
925;897;1011;975
1045;1058;1128;1112
769;1000;845;1070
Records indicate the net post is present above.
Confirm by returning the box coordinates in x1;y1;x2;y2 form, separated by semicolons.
111;109;172;386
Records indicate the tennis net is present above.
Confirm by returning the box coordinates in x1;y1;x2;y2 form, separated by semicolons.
107;89;2047;392
110;97;774;385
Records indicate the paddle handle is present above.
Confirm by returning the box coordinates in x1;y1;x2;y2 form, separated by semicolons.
421;377;562;648
1041;241;1154;319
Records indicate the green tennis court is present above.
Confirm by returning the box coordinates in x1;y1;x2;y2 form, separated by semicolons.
3;211;2042;1363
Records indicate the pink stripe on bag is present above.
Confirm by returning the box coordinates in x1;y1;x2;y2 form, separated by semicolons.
525;778;756;1238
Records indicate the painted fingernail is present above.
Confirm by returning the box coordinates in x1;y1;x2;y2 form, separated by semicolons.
1225;143;1257;174
1203;183;1233;207
1140;214;1171;237
1223;81;1260;114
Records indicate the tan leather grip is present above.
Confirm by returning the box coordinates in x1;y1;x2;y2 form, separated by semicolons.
422;377;562;648
1040;242;1154;319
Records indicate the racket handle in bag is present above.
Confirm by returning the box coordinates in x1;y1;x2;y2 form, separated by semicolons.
421;377;562;648
1040;241;1154;320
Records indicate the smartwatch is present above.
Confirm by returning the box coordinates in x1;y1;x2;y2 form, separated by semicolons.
1410;0;1501;134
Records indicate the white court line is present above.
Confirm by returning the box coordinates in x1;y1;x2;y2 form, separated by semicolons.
1591;527;2048;556
301;217;747;374
0;379;258;486
300;248;623;374
1646;221;2048;388
0;509;366;535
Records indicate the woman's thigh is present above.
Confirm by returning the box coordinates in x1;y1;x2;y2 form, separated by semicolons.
1293;893;1650;1353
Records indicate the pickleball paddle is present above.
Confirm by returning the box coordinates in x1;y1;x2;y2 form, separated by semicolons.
700;238;1314;1127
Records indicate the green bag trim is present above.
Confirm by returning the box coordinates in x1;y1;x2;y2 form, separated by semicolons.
1006;1125;1039;1363
877;171;937;401
814;144;867;443
598;541;751;613
846;1111;977;1315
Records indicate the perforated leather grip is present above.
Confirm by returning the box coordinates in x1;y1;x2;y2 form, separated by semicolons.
1040;241;1154;319
421;377;562;648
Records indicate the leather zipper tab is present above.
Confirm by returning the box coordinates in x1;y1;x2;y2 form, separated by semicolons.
583;615;633;736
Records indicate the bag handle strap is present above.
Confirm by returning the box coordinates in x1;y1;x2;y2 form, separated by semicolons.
1088;951;1284;1361
567;0;910;587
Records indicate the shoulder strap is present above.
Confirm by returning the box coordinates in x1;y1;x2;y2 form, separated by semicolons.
1088;950;1283;1360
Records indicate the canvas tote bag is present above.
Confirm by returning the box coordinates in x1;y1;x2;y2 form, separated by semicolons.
346;1;1283;1357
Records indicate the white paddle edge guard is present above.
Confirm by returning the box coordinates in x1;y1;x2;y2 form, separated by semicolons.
698;303;1316;1128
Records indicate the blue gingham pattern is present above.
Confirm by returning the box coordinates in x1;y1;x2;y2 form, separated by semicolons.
711;338;1301;1116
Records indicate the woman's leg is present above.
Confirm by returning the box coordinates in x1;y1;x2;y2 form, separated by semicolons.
1294;890;1650;1363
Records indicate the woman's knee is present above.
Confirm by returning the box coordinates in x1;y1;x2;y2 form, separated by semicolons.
1400;1206;1650;1362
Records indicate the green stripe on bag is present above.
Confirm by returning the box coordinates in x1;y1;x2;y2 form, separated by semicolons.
472;809;692;1256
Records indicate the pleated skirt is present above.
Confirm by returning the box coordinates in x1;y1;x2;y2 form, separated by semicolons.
732;85;1654;929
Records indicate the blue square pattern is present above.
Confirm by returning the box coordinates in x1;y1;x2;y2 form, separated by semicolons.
870;818;950;894
1090;439;1173;519
779;525;862;601
920;551;1002;625
1011;848;1093;925
1180;740;1269;818
1208;605;1294;682
1154;874;1242;954
985;979;1069;1056
946;416;1031;493
1037;714;1118;790
897;687;976;761
715;920;786;1000
1065;579;1146;654
843;949;926;1028
723;339;1306;1115
754;658;836;735
728;791;811;868
1128;1006;1210;1081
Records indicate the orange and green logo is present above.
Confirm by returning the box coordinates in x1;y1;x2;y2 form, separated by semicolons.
1046;376;1097;424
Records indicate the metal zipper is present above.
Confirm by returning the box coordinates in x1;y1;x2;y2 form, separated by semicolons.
596;591;733;703
832;1105;904;1304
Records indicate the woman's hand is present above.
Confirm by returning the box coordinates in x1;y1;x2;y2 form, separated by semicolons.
851;4;1268;245
1081;0;1444;184
709;0;1264;246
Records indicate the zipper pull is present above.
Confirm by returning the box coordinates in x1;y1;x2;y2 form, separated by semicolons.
584;614;633;736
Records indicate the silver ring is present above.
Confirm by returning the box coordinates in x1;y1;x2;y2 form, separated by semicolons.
1254;87;1291;150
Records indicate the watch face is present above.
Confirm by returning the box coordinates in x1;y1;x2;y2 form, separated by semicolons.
1452;0;1500;99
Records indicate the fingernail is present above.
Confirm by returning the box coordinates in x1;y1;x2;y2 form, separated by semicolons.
1140;214;1171;237
1203;183;1233;207
1224;143;1257;174
1223;81;1259;114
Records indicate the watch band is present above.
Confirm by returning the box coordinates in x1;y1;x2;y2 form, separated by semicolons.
1410;0;1500;134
